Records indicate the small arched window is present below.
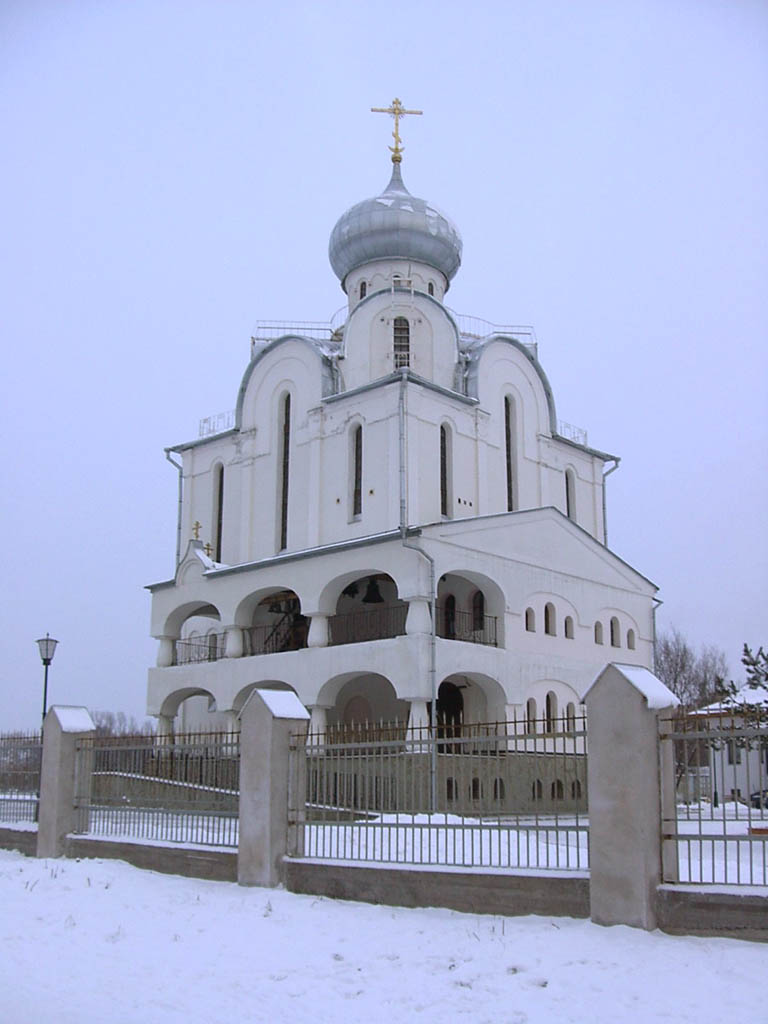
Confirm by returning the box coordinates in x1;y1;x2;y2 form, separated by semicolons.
472;590;485;632
610;616;621;648
571;779;582;799
446;777;457;801
212;463;224;562
594;621;604;645
428;281;434;296
627;628;636;650
471;778;483;800
526;697;537;734
532;779;543;800
566;702;576;732
440;424;451;517
544;602;556;636
565;468;576;522
545;691;558;732
351;424;363;518
551;779;564;800
359;280;367;300
493;778;505;801
525;607;536;632
564;615;574;639
393;317;410;369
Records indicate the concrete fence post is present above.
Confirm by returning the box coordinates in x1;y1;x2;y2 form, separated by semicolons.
584;664;679;930
37;706;96;859
238;689;309;887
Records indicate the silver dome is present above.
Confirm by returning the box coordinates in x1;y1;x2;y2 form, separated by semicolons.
329;162;462;289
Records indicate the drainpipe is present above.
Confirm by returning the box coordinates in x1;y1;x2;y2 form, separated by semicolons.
652;597;663;674
601;457;620;545
398;370;438;813
165;449;183;569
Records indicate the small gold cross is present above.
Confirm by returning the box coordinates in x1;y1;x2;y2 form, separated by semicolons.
192;521;202;540
371;97;422;163
204;542;213;557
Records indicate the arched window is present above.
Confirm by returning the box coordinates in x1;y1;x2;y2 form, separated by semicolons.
446;777;457;801
443;594;456;639
440;424;451;517
493;778;505;801
545;691;558;732
551;779;564;800
565;468;576;522
504;395;517;512
571;779;582;799
393;316;410;368
564;615;574;639
544;602;556;636
526;697;537;734
471;778;483;800
471;590;485;632
278;393;291;551
532;779;543;800
594;621;604;645
525;607;536;632
627;628;636;650
428;281;434;296
359;280;367;300
566;702;576;731
212;463;224;562
351;424;362;518
610;617;620;648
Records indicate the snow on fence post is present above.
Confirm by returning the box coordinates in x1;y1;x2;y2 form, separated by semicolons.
584;665;679;930
36;706;95;859
237;689;309;887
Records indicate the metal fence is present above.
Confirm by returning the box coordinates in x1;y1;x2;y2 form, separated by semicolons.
0;731;42;824
73;731;240;848
289;714;589;872
661;703;768;886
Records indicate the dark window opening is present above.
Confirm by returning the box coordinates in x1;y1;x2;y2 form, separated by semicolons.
394;317;410;369
359;280;367;300
352;425;362;518
213;464;224;562
505;396;516;512
279;394;291;550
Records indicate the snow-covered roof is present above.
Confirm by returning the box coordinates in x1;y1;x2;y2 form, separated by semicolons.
585;664;679;709
696;685;768;714
50;706;95;733
255;689;310;720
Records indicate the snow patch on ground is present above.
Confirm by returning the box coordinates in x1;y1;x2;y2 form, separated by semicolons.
0;850;764;1023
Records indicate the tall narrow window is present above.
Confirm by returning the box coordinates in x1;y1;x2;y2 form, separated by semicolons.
352;424;363;518
428;281;434;296
565;468;576;522
213;464;224;562
440;424;451;517
279;393;291;550
610;616;621;647
394;317;410;369
444;594;456;639
594;621;604;645
359;280;367;300
525;607;536;632
504;396;516;512
544;602;556;636
472;590;485;632
545;691;557;732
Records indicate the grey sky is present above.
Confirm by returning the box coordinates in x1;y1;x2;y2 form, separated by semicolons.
2;0;766;728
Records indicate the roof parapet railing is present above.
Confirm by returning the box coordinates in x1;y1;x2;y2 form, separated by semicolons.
448;310;537;355
556;419;588;447
199;410;235;439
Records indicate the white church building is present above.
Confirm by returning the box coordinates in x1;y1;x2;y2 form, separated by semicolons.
145;109;657;738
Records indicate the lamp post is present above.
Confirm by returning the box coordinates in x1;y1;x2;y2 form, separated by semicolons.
36;633;59;735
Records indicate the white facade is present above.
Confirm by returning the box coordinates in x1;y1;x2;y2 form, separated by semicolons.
146;156;657;736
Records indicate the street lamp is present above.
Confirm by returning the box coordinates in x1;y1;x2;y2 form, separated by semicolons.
36;633;59;734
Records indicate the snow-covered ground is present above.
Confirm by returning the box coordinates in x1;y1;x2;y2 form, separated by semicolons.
0;850;765;1024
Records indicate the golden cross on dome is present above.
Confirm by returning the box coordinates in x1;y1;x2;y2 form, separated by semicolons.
371;97;422;163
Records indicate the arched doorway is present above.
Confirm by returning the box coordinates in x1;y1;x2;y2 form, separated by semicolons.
435;680;464;745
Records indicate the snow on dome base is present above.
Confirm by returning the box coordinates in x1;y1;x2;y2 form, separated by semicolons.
328;162;462;290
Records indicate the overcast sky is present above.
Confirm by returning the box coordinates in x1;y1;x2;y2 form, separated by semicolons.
2;0;766;728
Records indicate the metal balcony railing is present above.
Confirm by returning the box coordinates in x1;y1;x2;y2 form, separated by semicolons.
174;634;227;665
328;605;408;647
246;618;308;656
436;609;498;647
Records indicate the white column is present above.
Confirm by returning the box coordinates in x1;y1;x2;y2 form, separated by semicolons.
225;626;244;658
308;705;330;745
157;714;174;742
405;598;431;635
157;637;175;668
307;614;329;648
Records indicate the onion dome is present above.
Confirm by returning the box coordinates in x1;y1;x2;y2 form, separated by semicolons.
329;162;462;291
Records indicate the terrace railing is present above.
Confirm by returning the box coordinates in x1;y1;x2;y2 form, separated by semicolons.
174;633;226;666
661;702;768;886
0;731;42;825
72;731;240;848
436;609;498;647
289;713;589;872
328;605;408;647
246;616;308;656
